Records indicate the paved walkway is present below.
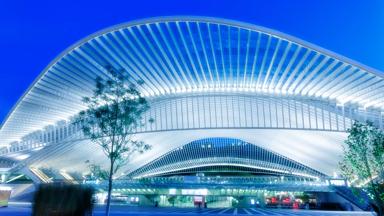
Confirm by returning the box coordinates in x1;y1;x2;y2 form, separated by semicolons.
0;203;376;216
91;206;376;216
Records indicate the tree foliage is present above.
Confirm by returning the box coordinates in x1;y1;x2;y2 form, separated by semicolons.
88;164;109;181
76;66;152;215
77;66;151;173
340;121;384;214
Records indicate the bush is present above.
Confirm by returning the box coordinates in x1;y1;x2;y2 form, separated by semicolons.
32;183;94;216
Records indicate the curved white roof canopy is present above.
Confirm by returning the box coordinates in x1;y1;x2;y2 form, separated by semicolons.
25;129;346;177
1;17;384;147
128;137;327;179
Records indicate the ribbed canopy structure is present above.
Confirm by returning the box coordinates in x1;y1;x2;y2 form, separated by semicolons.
1;17;383;146
129;137;326;179
0;17;384;181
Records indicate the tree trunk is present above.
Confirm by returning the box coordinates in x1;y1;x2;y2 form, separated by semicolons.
105;161;114;216
368;181;383;216
363;154;383;216
373;190;383;216
378;206;383;216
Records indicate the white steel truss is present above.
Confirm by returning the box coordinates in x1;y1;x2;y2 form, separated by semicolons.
1;17;384;147
128;137;325;179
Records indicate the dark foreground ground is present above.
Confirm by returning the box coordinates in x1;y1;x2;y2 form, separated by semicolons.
0;203;376;216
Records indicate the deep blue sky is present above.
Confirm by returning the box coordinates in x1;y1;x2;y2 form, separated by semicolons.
1;0;383;124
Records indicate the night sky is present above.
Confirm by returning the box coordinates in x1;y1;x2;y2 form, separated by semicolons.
1;0;383;124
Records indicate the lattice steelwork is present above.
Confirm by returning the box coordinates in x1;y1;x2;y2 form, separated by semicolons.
141;94;354;132
3;93;383;157
0;157;16;169
129;137;325;179
0;17;383;181
1;17;384;147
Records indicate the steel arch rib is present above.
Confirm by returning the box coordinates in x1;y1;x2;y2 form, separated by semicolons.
1;16;384;148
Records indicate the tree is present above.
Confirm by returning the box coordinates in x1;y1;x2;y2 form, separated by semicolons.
340;121;384;215
88;164;109;181
76;66;152;216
